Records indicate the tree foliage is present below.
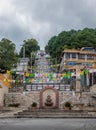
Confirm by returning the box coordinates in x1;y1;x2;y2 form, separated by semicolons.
0;38;18;70
45;28;96;63
19;38;40;58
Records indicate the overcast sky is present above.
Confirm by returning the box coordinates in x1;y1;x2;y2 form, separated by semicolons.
0;0;96;52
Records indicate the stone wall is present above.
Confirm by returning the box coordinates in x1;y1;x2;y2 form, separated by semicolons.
4;91;79;108
5;91;40;107
59;91;96;109
59;91;76;108
4;90;96;110
0;81;8;106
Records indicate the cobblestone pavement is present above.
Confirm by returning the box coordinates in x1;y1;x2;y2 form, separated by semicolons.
0;118;96;130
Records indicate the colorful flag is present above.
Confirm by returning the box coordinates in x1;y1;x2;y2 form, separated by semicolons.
29;73;35;78
85;69;89;75
80;70;84;76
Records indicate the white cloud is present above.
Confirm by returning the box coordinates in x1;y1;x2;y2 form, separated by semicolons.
0;0;96;52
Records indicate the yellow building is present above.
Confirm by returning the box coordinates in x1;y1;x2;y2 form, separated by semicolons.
60;47;96;71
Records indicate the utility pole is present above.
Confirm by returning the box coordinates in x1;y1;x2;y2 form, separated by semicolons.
20;44;27;91
20;44;26;74
30;51;34;73
23;45;25;58
31;52;32;73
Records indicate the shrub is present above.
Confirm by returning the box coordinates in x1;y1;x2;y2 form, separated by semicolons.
65;101;71;108
31;102;37;107
8;103;20;107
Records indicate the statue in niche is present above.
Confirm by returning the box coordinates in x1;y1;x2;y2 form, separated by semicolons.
45;95;53;106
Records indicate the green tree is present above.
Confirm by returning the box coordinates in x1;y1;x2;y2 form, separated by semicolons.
0;38;18;71
19;38;40;58
45;28;96;64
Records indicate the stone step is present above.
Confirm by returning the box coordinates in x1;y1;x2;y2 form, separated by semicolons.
24;109;89;113
15;114;92;118
15;109;96;118
15;114;96;118
17;112;88;115
22;109;96;114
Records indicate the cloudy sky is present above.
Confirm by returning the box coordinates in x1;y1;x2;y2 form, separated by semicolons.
0;0;96;52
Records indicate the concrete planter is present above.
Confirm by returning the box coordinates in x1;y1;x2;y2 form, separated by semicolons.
31;102;37;110
32;107;37;111
64;107;70;110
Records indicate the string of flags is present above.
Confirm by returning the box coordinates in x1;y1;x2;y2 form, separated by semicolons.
4;68;95;84
28;64;60;69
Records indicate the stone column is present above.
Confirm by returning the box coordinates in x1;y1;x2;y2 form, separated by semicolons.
75;65;81;92
75;65;82;104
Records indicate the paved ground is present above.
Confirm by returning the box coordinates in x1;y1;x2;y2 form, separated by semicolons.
0;118;96;130
0;107;27;118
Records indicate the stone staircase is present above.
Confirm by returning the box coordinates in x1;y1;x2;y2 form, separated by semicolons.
15;109;96;118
